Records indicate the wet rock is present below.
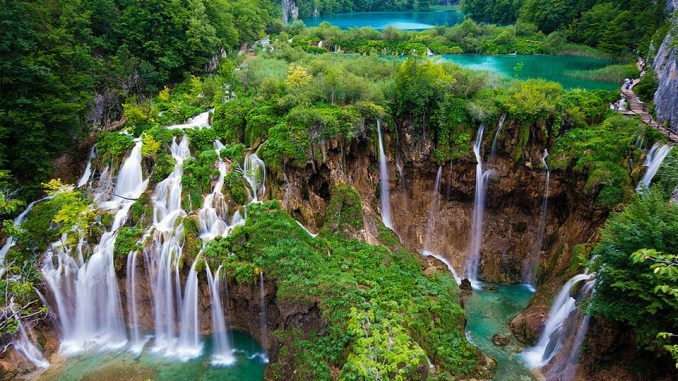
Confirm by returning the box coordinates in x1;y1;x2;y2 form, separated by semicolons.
482;285;499;292
492;333;511;346
460;278;473;291
510;306;550;344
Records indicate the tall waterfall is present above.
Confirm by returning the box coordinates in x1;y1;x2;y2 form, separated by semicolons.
177;257;202;359
490;113;507;161
377;120;393;229
43;139;147;354
464;124;491;283
423;165;442;252
36;111;269;366
524;149;550;285
522;273;593;367
206;264;235;366
77;145;96;188
637;143;672;191
1;196;53;267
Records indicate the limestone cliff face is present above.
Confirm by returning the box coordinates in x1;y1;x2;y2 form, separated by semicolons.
269;119;608;286
651;9;677;133
281;0;299;24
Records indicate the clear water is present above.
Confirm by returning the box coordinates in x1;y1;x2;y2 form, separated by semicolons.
302;10;464;30
465;282;537;381
35;331;267;381
439;54;618;90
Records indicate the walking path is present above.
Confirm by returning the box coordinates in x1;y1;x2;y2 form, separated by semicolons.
618;59;677;143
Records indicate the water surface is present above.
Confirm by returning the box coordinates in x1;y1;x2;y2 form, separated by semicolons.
439;54;618;90
465;282;537;381
302;10;464;30
35;331;267;381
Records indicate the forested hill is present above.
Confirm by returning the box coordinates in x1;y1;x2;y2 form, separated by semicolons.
462;0;667;53
292;0;438;18
0;0;280;198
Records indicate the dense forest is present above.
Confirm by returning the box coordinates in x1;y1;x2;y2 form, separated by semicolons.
462;0;667;53
0;0;280;200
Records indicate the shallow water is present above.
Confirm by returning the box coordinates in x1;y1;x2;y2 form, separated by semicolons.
439;54;618;90
302;10;464;30
465;282;537;381
35;331;267;381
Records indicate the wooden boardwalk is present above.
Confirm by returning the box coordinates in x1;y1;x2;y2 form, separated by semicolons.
618;60;677;143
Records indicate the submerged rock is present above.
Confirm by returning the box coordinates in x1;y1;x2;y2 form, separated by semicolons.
492;333;511;346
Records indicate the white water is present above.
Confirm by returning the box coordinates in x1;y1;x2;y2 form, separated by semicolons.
295;220;318;238
465;124;491;284
524;149;550;285
423;166;442;252
168;110;212;130
77;145;96;188
176;257;202;360
126;251;144;353
198;140;230;240
206;264;236;366
522;273;593;367
241;153;266;202
490;113;507;160
0;196;53;267
11;311;50;369
43;140;147;355
377;120;393;229
637;143;672;191
422;250;461;284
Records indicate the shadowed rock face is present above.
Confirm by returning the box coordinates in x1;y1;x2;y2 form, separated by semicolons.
652;26;678;134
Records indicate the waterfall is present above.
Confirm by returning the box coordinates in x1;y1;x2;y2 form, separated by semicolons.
422;251;461;284
126;250;145;353
258;271;268;351
524;149;550;285
11;310;50;369
464;124;491;283
490;113;507;161
522;273;593;367
241;153;266;202
377;120;393;229
423;166;442;252
77;145;96;188
176;257;202;360
198;140;230;240
1;196;53;267
43;139;147;354
545;280;596;381
169;110;212;130
637;143;672;191
206;264;236;366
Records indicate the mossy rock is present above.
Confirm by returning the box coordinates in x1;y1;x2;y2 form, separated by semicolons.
322;184;364;237
130;193;153;228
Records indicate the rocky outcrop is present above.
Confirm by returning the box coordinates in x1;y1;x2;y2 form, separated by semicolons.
281;0;299;24
651;12;677;133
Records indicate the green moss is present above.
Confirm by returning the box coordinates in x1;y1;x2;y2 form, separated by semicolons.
150;153;176;184
97;133;135;161
114;227;143;258
322;184;364;236
203;201;482;379
223;171;248;206
130;193;152;228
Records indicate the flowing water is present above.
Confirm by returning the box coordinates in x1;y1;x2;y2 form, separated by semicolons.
490;113;507;161
206;264;236;366
465;283;536;381
637;143;672;191
302;10;464;30
377;120;393;229
523;149;549;286
34;332;266;381
465;124;491;284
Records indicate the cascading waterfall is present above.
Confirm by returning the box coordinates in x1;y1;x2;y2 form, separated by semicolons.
31;111;270;368
242;153;266;202
464;124;491;283
206;264;236;366
126;251;144;353
523;149;550;286
522;273;593;367
1;196;53;267
10;310;50;369
637;143;672;191
176;257;202;359
422;251;461;284
77;145;96;188
377;120;393;229
545;279;596;381
43;139;148;354
490;113;507;161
